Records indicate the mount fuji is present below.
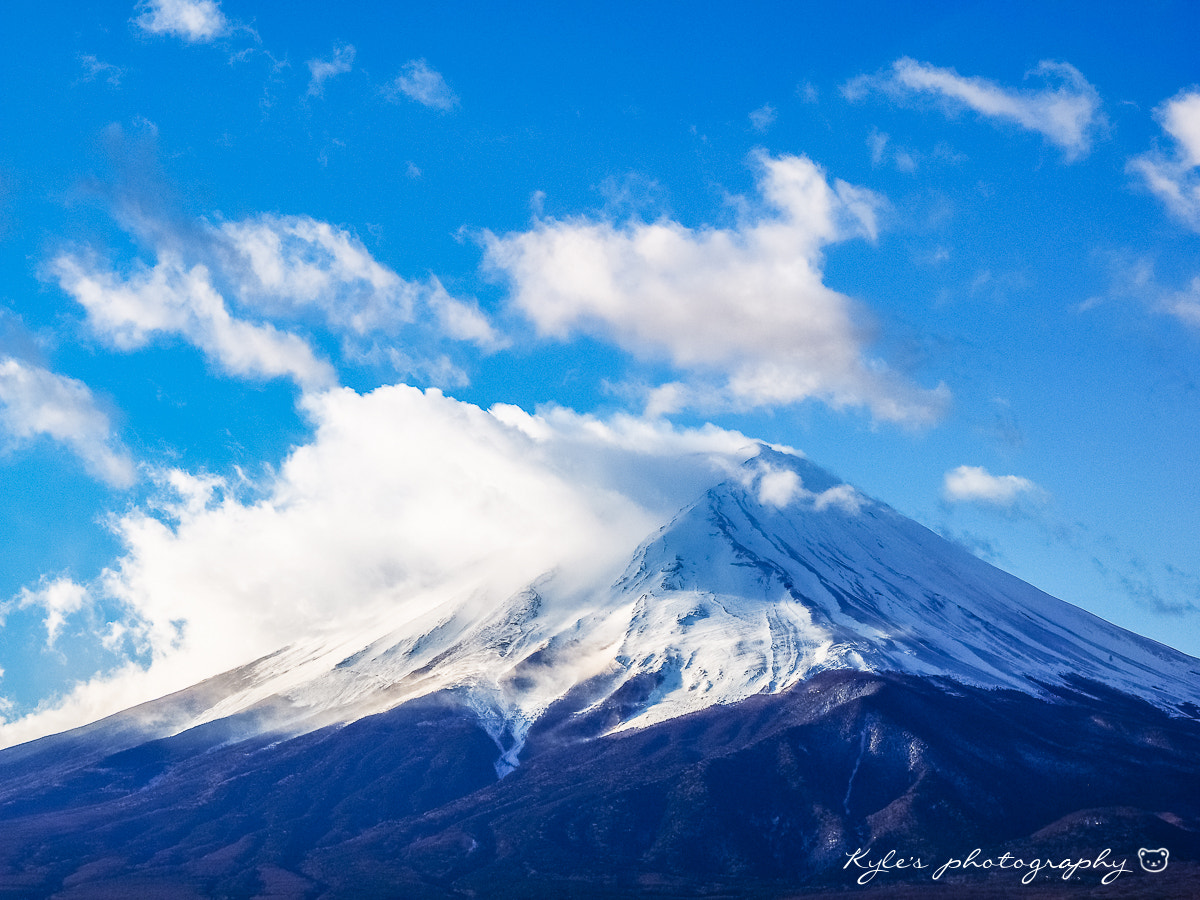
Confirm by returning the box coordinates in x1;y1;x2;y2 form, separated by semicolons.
1;445;1198;898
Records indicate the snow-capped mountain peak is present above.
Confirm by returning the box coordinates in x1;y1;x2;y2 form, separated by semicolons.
34;445;1200;770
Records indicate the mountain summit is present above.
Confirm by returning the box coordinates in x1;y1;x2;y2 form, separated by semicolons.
21;444;1200;770
1;444;1198;898
121;444;1199;758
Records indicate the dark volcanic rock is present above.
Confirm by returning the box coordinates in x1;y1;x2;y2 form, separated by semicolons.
0;671;1196;898
302;671;1200;897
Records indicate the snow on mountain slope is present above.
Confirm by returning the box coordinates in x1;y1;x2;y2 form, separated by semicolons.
596;446;1200;724
19;445;1200;767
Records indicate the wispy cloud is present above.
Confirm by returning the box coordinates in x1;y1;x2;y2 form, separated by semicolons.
1160;276;1200;327
943;465;1045;507
0;388;760;746
52;251;338;391
133;0;230;43
485;152;948;426
385;59;458;111
1091;551;1200;618
867;129;918;173
846;58;1104;162
748;103;776;132
0;356;135;487
1084;252;1200;332
1129;90;1200;230
78;55;124;87
306;43;355;97
14;578;90;648
51;212;502;392
222;214;504;352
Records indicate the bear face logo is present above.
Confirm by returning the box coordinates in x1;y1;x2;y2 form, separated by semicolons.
1138;847;1169;873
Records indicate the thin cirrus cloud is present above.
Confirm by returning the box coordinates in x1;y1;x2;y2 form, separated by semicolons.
306;43;356;97
1161;276;1200;328
0;386;761;747
0;356;136;488
132;0;230;43
51;213;502;392
846;57;1104;162
385;59;459;111
748;103;777;133
1085;254;1200;333
79;55;124;87
1129;90;1200;231
943;465;1044;507
484;151;949;426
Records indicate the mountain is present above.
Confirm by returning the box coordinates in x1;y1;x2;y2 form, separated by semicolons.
0;445;1198;898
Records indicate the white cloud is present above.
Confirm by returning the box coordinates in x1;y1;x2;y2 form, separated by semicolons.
749;103;777;132
221;214;505;352
943;465;1044;507
0;356;135;487
868;129;889;166
16;578;90;647
52;252;337;391
1163;275;1200;327
52;212;503;391
221;216;415;328
306;43;355;97
484;152;948;426
386;59;458;111
426;280;504;348
0;386;762;746
756;467;801;507
79;55;124;87
0;661;162;750
848;58;1103;161
1087;253;1200;332
1161;92;1200;167
133;0;229;43
867;129;919;173
1129;90;1200;230
749;462;864;513
813;483;866;514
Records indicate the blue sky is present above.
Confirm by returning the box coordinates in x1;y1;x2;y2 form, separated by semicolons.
1;0;1200;741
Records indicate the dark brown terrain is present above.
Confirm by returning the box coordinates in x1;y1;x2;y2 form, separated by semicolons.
0;669;1196;898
